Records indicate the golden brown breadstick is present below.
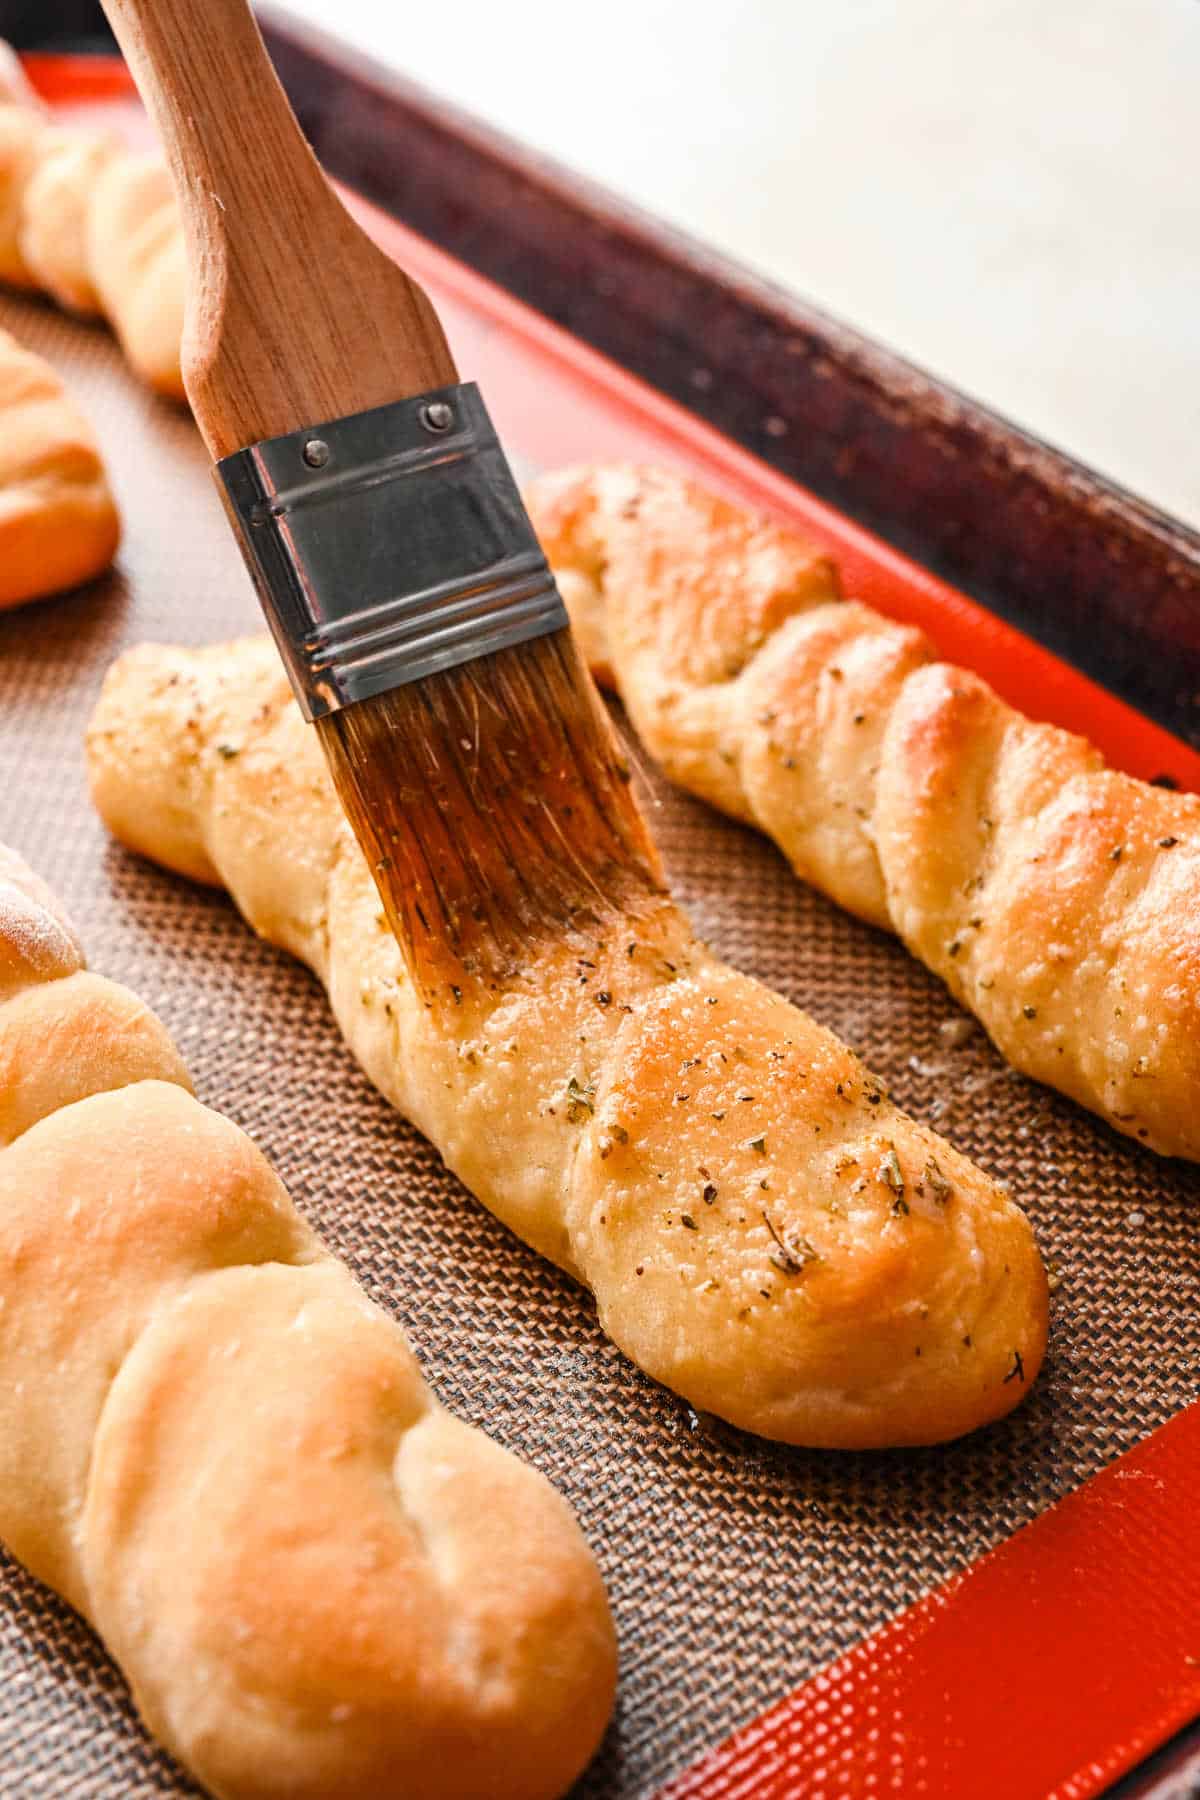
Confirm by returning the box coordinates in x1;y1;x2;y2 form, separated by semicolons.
20;126;117;314
85;147;186;399
0;842;614;1800
0;61;185;397
0;327;119;608
528;464;1200;1162
0;101;52;286
88;637;1048;1449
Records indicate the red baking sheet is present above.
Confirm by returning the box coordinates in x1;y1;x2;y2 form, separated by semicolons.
661;1403;1200;1800
21;51;1200;1800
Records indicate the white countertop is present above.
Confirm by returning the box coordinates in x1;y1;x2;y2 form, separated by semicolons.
276;0;1199;527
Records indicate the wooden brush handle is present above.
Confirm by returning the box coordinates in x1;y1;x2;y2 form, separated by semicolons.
100;0;458;458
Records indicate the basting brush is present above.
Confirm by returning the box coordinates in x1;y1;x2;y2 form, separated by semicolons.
101;0;663;1001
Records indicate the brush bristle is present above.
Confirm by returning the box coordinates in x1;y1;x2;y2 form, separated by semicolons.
315;630;665;1001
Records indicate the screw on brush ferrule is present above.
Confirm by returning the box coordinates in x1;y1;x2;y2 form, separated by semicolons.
215;382;568;721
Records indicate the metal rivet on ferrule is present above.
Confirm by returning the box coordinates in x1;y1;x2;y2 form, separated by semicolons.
303;437;330;468
419;401;454;434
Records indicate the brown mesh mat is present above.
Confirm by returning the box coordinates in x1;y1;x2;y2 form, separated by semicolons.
0;287;1198;1800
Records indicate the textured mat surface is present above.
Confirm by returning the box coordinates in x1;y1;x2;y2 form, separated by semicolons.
0;289;1198;1800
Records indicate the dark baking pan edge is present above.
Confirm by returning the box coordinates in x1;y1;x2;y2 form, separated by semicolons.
259;6;1200;752
1109;1723;1200;1800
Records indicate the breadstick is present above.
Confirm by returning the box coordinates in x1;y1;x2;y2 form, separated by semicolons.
0;327;119;608
0;56;185;398
527;464;1200;1162
0;843;614;1800
0;39;40;111
20;126;119;315
85;147;186;400
87;638;1048;1449
0;102;53;286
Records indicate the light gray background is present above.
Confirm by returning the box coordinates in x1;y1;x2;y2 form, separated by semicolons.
276;0;1199;526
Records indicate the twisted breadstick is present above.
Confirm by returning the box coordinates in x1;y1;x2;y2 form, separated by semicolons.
22;125;119;315
0;66;184;398
0;100;49;287
0;842;614;1800
0;326;119;607
84;148;186;398
527;464;1200;1163
87;638;1047;1448
0;39;37;110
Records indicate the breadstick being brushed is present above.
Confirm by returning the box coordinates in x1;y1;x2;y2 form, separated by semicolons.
88;639;1047;1449
0;843;615;1800
527;464;1200;1165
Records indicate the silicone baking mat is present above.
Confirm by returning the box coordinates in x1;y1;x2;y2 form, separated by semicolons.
0;62;1197;1800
